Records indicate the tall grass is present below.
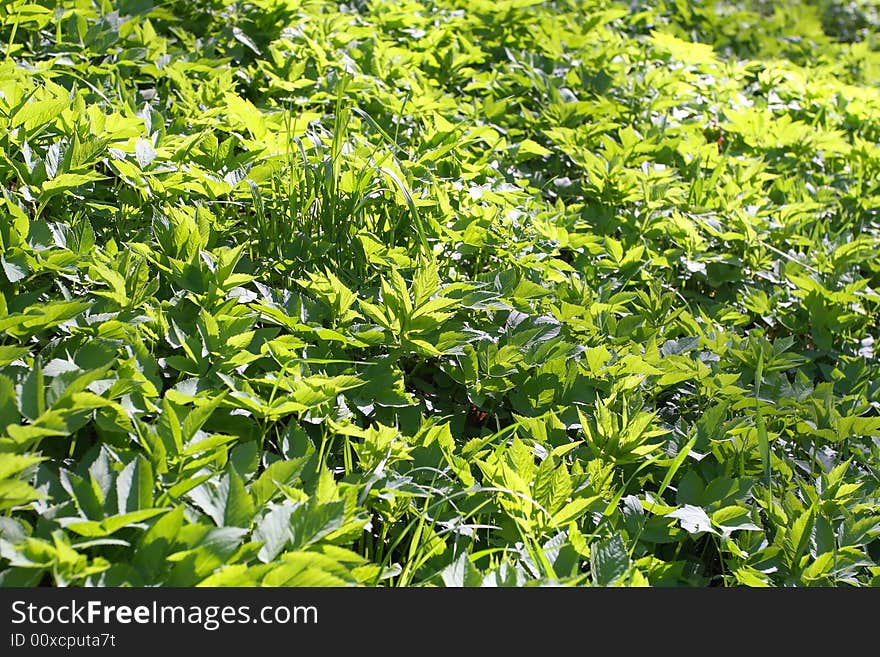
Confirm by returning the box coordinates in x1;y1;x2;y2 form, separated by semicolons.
245;74;429;282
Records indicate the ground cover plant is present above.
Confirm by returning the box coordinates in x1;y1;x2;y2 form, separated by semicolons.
1;0;879;587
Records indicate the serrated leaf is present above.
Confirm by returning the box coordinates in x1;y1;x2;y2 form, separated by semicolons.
115;455;153;514
440;552;483;587
254;501;297;563
590;534;629;586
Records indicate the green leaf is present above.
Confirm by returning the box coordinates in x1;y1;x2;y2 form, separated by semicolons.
0;375;20;432
253;501;297;563
0;479;45;511
133;507;185;579
115;455;154;514
134;138;156;169
64;508;168;538
41;172;105;195
181;393;228;443
514;138;552;161
289;500;345;550
440;552;483;587
11;91;67;129
1;251;29;283
590;534;630;586
784;505;816;569
19;358;44;421
166;527;249;586
533;456;572;515
657;434;697;499
553;496;602;525
667;505;718;535
188;468;254;528
224;468;255;528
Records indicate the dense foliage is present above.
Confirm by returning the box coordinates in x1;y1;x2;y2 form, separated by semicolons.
1;0;879;587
